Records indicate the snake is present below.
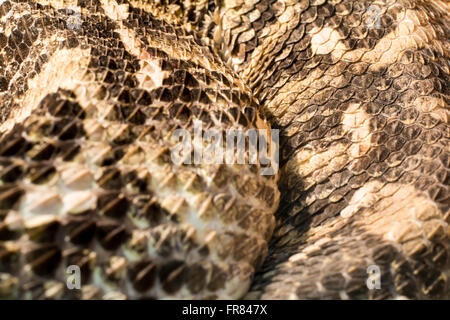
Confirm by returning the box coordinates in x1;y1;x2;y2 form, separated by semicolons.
0;0;448;300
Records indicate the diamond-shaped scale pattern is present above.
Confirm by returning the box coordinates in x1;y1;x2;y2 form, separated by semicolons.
0;0;279;299
0;0;449;300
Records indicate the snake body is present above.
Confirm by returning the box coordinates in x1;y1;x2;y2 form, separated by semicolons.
0;0;448;299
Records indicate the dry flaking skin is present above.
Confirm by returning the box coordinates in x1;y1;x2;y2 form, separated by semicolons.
0;0;279;299
0;0;449;300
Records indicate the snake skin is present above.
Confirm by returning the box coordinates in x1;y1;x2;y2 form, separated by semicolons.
0;0;449;300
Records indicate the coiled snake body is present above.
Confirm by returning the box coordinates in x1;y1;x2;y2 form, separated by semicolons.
0;0;448;299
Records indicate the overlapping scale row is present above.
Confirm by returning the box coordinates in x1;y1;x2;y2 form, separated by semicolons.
0;0;279;299
213;0;449;299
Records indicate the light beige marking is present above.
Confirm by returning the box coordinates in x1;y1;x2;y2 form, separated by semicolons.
114;27;169;90
283;141;349;192
342;103;373;158
99;0;130;21
311;27;348;56
0;47;91;133
99;0;170;90
32;0;92;16
322;6;450;72
282;103;372;193
341;181;446;245
32;0;78;9
413;96;449;124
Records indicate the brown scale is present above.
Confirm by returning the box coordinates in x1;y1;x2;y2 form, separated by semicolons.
199;0;450;299
1;0;448;299
0;0;278;299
